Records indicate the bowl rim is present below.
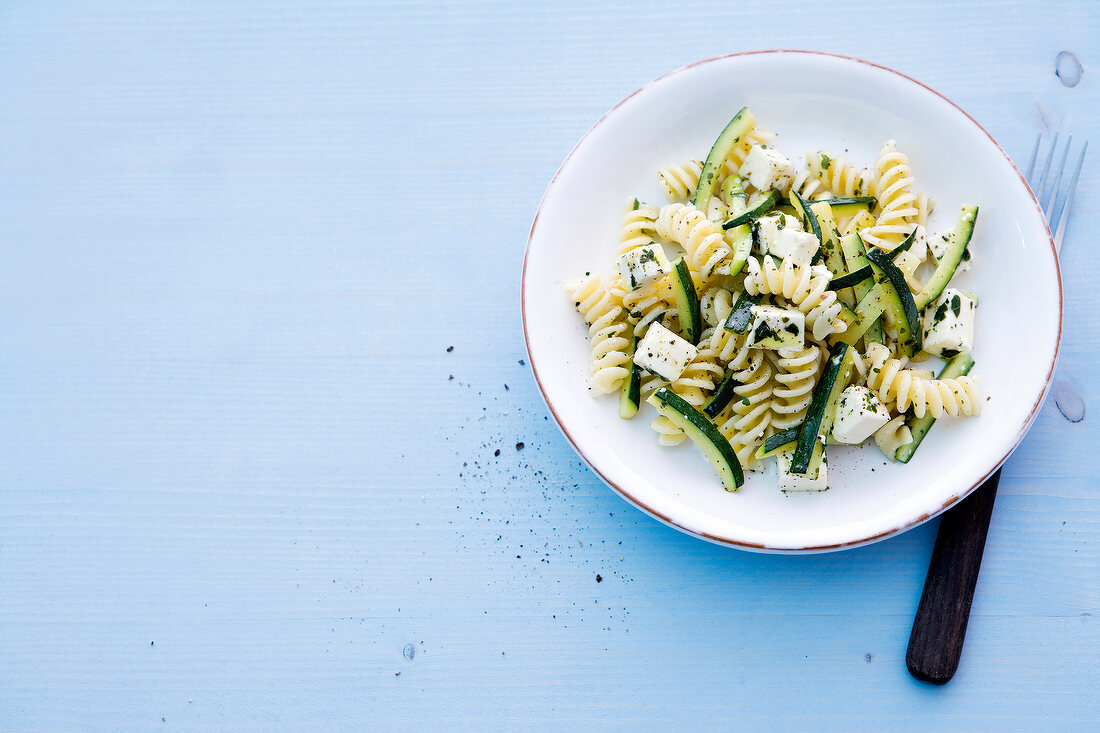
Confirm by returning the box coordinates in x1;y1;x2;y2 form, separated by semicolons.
521;49;1062;552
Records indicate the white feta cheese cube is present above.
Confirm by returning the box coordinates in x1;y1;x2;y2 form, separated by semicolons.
738;145;795;193
832;386;892;445
928;227;972;273
768;228;820;265
776;441;828;492
748;304;805;350
634;321;697;381
616;245;668;290
755;212;805;256
922;287;976;357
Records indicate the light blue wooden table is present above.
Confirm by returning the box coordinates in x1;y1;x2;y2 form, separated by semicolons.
1;2;1097;730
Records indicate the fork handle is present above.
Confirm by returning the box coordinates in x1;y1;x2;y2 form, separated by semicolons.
906;468;1001;684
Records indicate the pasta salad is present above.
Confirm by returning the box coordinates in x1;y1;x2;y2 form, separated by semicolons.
566;107;980;493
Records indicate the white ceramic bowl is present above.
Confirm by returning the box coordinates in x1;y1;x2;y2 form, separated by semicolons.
522;51;1061;553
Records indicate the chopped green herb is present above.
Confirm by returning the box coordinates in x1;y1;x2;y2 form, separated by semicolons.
753;322;777;342
933;302;949;324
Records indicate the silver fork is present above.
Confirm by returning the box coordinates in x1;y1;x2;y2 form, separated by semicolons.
1026;133;1088;251
907;133;1087;685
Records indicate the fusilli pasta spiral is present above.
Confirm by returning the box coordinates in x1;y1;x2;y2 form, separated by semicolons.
861;140;919;250
864;343;981;418
655;203;732;283
807;152;872;198
623;282;678;337
742;256;848;340
567;273;632;395
714;351;775;468
788;164;831;201
657;160;704;202
699;286;733;328
617;199;660;257
768;344;822;430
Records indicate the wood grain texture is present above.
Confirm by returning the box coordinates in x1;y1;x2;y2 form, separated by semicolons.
908;470;1002;684
0;1;1098;730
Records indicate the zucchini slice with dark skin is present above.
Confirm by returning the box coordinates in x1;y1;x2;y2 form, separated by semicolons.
702;370;739;418
809;201;848;281
618;336;642;419
829;266;873;291
669;257;702;344
825;196;877;219
692;107;756;212
722;190;780;229
895;353;976;463
754;427;799;459
888;226;920;259
648;388;745;492
915;205;978;310
791;342;855;473
720;172;746;210
789;190;822;248
753;426;826;480
865;247;923;357
723;290;761;334
782;437;827;483
719;175;754;276
832;281;891;346
833;229;918;343
839;232;881;344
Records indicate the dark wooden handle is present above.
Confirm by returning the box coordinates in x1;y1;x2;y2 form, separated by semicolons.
906;468;1002;685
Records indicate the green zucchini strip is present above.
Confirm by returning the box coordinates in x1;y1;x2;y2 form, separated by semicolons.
648;389;745;491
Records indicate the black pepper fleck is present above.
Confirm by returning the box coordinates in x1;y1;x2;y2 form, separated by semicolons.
516;442;525;451
596;574;603;583
446;346;454;352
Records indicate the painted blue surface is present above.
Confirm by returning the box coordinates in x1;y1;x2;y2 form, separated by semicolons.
0;2;1097;730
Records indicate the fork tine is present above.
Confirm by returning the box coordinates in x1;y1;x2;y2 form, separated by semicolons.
1043;135;1072;219
1026;133;1042;182
1051;141;1087;251
1036;132;1059;204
